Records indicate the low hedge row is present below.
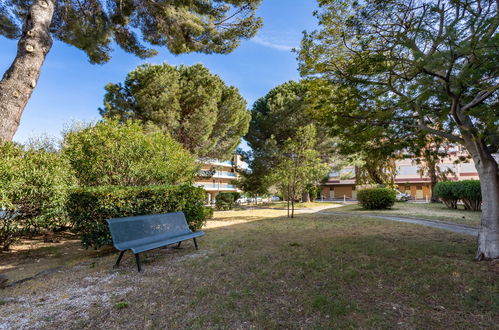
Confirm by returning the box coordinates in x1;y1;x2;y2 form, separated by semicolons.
357;188;396;210
67;185;210;248
434;180;481;211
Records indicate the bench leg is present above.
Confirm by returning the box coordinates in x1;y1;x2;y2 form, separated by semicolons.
114;251;125;268
135;253;142;272
172;241;182;249
193;237;199;250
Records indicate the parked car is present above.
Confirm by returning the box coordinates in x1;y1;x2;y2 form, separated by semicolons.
395;189;410;201
236;197;249;204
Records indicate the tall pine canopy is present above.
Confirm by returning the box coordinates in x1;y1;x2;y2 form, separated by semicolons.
0;0;262;141
100;63;251;160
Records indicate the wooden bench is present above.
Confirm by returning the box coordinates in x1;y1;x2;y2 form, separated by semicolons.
106;212;205;272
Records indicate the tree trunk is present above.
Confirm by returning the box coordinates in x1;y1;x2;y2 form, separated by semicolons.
463;137;499;260
428;161;439;203
0;0;54;141
287;186;290;218
475;158;499;260
302;191;311;203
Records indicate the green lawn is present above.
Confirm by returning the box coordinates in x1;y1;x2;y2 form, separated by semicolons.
1;209;497;328
331;202;481;227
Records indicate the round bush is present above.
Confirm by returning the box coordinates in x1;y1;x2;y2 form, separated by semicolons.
215;192;241;211
433;181;459;209
357;188;396;210
454;180;481;211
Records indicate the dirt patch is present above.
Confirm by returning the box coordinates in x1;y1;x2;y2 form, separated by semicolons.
0;232;115;285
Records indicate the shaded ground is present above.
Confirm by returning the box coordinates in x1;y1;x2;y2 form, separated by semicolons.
1;209;498;329
336;202;481;227
0;232;116;285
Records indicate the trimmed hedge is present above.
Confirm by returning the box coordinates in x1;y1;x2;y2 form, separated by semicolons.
433;181;459;209
67;185;209;248
215;192;241;211
434;180;481;211
357;188;396;210
456;180;481;211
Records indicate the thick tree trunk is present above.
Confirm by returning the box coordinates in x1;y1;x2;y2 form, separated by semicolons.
0;0;54;141
428;161;439;203
302;191;311;203
463;137;499;260
475;158;499;260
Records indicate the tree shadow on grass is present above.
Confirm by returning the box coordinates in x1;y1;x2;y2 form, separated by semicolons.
0;211;497;329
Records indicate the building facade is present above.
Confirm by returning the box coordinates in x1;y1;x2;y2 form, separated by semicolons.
194;155;244;203
321;151;479;201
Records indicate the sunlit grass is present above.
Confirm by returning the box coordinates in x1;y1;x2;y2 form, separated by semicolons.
0;209;496;328
333;202;481;227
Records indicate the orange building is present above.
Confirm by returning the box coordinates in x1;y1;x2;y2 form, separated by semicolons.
194;155;244;203
321;151;480;201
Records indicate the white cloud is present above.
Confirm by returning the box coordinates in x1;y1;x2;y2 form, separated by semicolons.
250;36;295;52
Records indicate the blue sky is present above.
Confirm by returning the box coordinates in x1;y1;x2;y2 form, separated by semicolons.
0;0;318;144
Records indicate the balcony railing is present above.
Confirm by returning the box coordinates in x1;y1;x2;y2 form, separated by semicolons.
194;183;237;189
218;171;236;177
197;170;236;178
204;159;233;167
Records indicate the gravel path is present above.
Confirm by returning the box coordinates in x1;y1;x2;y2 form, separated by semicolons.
319;211;478;236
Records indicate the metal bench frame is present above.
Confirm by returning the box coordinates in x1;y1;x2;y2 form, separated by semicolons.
106;212;205;272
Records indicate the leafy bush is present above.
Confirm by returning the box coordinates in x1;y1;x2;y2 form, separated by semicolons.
0;141;75;250
203;207;214;219
455;180;481;211
357;188;396;210
62;120;198;186
215;192;241;210
434;181;460;209
67;185;209;248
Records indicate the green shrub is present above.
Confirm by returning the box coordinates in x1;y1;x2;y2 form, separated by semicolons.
203;207;214;219
62;120;198;186
357;188;396;210
67;185;209;248
0;141;75;250
455;180;481;211
215;192;241;210
434;181;459;209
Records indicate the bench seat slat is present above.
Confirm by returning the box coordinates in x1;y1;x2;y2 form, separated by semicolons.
106;212;205;271
128;231;205;254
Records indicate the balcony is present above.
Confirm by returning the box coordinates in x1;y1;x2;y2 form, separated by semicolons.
197;170;236;179
204;159;234;167
194;183;238;191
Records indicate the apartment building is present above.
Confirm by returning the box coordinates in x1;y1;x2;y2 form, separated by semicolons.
194;154;244;203
321;150;480;201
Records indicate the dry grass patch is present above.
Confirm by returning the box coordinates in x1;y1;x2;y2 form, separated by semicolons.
257;201;340;209
0;209;497;329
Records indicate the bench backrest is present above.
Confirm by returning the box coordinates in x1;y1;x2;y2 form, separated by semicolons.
106;212;191;250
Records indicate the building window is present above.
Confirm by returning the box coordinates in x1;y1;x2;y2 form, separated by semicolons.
416;185;422;190
398;165;419;175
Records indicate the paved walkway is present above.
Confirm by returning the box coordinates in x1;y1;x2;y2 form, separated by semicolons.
245;205;478;236
318;211;478;236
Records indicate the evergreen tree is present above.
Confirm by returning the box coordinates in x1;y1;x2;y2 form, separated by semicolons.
0;0;262;141
100;63;250;159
